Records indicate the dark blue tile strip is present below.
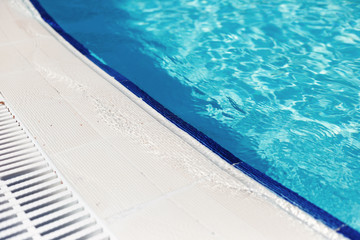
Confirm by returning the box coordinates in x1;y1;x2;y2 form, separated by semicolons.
28;0;360;239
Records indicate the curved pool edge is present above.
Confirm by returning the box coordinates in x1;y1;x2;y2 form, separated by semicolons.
26;1;360;239
0;0;354;239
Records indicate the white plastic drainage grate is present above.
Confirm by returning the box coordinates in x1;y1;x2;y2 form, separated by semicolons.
0;98;111;240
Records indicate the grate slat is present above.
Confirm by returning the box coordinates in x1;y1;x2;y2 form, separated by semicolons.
0;142;35;156
0;147;39;162
8;171;57;192
0;131;27;142
0;217;22;232
85;232;111;240
0;137;32;152
32;204;83;227
0;156;45;173
0;125;23;136
0;98;111;239
43;217;96;240
0;221;29;239
5;230;33;240
0;150;41;167
63;224;103;240
4;167;53;186
12;178;62;199
0;134;28;147
20;187;70;211
0;201;12;214
27;198;78;220
0;161;48;180
0;122;20;132
0;114;13;122
38;211;91;234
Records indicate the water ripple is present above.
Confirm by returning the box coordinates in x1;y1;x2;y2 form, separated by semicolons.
113;0;360;229
41;0;360;231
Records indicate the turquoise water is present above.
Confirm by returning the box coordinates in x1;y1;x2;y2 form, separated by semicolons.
38;0;360;230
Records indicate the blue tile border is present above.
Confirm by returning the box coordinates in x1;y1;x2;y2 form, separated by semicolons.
29;0;360;239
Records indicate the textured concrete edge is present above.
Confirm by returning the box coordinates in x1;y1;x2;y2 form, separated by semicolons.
0;93;118;240
19;0;353;239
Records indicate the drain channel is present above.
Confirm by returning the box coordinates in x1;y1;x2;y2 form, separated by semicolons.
0;98;111;240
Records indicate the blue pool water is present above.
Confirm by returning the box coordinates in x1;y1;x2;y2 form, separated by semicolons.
37;0;360;232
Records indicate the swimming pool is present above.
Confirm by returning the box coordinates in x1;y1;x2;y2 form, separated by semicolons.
32;0;360;237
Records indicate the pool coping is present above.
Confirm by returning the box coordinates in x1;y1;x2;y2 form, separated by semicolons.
13;0;357;239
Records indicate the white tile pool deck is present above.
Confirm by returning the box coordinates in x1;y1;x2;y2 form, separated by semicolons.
0;0;347;239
